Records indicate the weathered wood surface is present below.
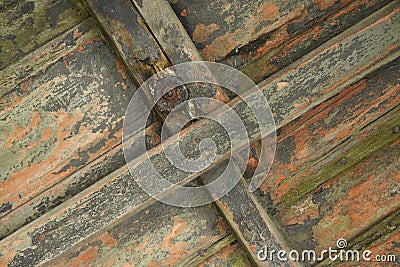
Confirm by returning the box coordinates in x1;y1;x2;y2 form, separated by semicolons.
198;242;252;267
319;209;400;266
131;0;230;115
238;0;393;83
168;0;393;65
0;4;399;265
0;19;150;232
83;0;170;86
256;57;400;207
0;121;161;239
131;0;202;64
276;106;400;253
202;169;294;267
168;0;310;61
131;2;287;264
0;0;88;71
49;200;233;267
0;18;97;98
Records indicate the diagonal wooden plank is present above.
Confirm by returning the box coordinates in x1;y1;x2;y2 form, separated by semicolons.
0;121;161;239
130;1;400;265
130;0;202;64
201;164;295;266
130;1;294;264
0;0;89;72
49;199;234;267
130;0;229;110
0;3;399;265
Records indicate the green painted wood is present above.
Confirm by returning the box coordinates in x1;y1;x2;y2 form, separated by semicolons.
50;200;232;267
276;106;400;253
197;242;253;267
0;0;88;71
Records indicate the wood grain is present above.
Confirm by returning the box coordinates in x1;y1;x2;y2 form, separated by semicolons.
0;0;88;70
49;200;232;267
0;4;398;265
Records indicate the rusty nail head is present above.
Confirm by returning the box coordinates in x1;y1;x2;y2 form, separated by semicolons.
341;158;347;165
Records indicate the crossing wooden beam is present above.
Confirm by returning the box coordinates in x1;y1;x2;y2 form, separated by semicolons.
0;2;399;266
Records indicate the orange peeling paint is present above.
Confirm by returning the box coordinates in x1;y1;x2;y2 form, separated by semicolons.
192;23;220;43
316;0;337;10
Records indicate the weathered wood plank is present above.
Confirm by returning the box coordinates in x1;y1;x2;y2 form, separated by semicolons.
132;2;400;264
179;235;236;267
168;0;310;61
259;2;400;125
0;0;88;71
220;0;392;83
131;1;286;264
0;19;99;98
0;5;398;265
257;56;400;205
198;242;253;267
0;3;166;237
131;0;202;64
276;108;400;253
0;121;161;239
274;103;400;213
0;21;145;221
49;201;232;267
83;0;170;86
131;0;230;115
202;168;295;267
319;209;400;266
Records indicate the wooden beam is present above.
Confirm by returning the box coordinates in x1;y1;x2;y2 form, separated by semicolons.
48;200;234;267
0;0;89;72
130;0;202;63
0;4;399;265
130;1;294;264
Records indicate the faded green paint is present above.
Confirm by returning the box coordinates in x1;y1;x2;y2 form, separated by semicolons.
0;0;89;70
276;106;400;209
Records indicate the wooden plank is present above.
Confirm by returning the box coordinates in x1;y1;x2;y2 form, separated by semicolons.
131;0;202;63
238;0;393;83
197;242;253;267
0;122;161;239
0;19;147;225
319;209;400;266
130;0;229;113
349;210;400;260
0;5;398;265
168;0;310;61
202;167;295;267
0;18;96;98
257;56;400;204
276;107;400;253
131;1;287;264
129;2;400;264
83;0;170;86
274;103;400;212
48;201;232;267
167;0;393;66
0;0;88;71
